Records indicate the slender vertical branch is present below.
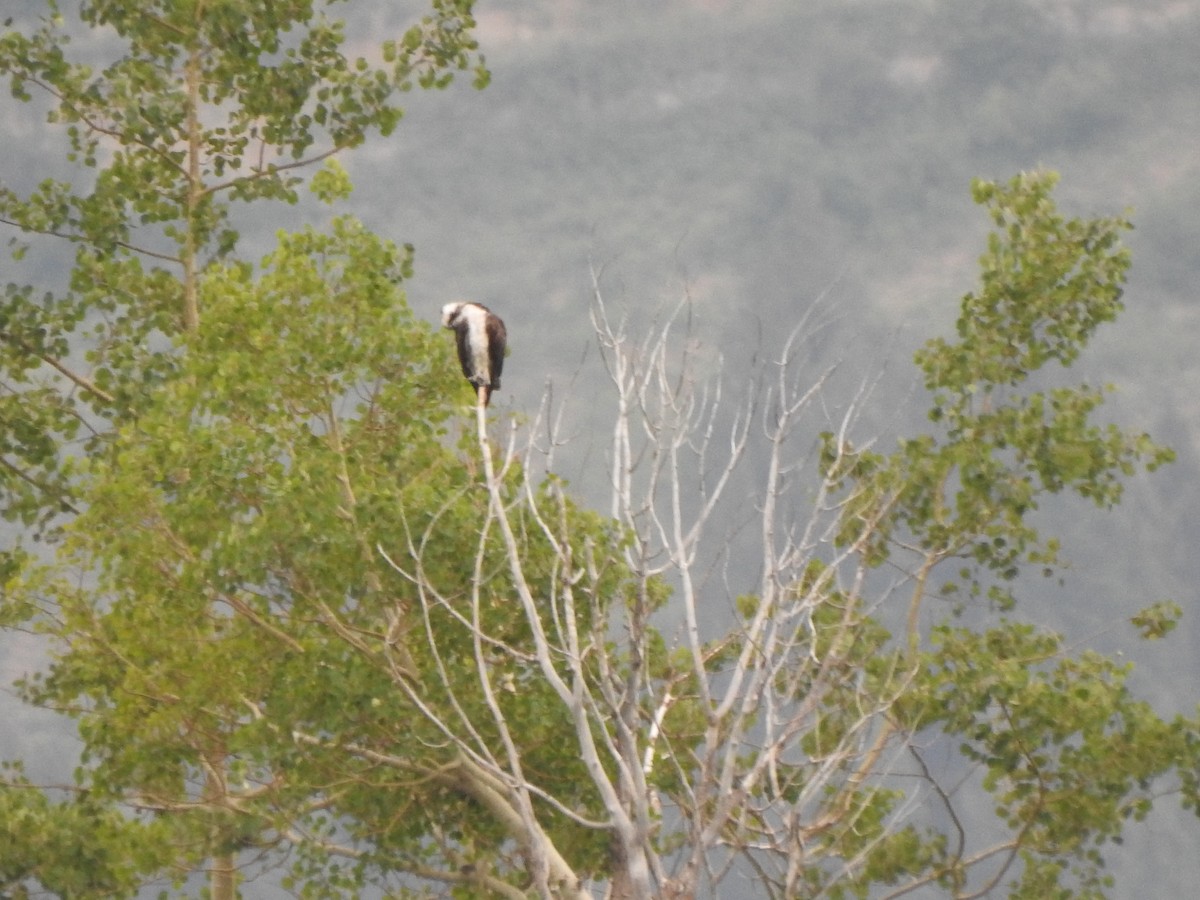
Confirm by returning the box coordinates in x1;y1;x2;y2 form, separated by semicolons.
472;389;597;900
182;41;203;334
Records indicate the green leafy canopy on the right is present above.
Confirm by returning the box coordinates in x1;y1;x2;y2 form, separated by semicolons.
787;172;1193;898
822;171;1172;611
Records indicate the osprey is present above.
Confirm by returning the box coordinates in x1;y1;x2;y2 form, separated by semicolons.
441;301;507;407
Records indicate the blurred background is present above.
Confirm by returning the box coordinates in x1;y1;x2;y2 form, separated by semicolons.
4;1;1198;894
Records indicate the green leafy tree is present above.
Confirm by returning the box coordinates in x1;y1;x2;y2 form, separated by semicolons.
0;0;486;534
6;216;623;896
0;1;626;897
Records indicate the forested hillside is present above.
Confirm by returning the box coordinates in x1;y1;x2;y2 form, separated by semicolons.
2;0;1198;896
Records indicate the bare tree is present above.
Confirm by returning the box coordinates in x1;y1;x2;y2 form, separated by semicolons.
377;199;1195;895
371;265;927;899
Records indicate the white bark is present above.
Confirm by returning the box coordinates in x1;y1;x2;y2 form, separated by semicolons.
379;283;929;898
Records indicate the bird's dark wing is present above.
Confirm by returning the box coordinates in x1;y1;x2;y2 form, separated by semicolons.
486;313;507;389
453;324;474;380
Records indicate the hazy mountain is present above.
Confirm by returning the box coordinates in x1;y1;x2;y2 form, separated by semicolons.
3;0;1199;894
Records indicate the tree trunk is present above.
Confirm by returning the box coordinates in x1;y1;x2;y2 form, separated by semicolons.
202;745;237;900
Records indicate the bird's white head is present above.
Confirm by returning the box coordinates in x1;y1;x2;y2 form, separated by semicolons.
441;302;465;328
